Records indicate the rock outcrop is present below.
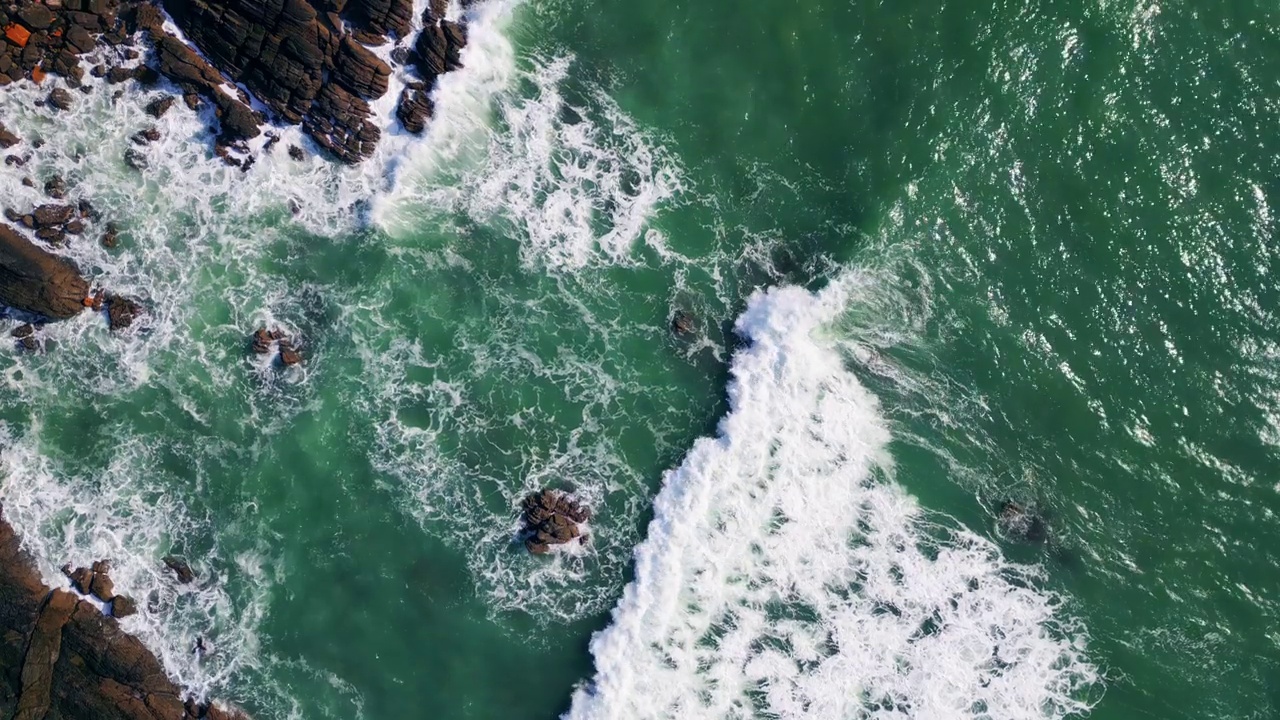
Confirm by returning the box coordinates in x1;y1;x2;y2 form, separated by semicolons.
105;293;144;331
520;489;590;555
0;223;88;319
0;506;248;719
395;0;468;134
250;326;302;365
157;0;448;163
0;0;470;165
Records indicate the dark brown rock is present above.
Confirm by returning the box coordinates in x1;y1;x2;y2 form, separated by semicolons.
33;205;74;228
105;294;142;331
47;88;74;111
35;227;66;245
90;570;115;602
334;36;391;100
0;122;18;148
251;327;272;354
152;0;466;163
132;65;159;85
144;95;174;118
396;85;432;134
100;223;119;249
43;175;66;199
0;504;251;719
17;4;56;30
519;489;590;553
162;555;195;584
0;224;88;319
10;323;32;339
110;595;137;619
131;127;160;144
123;148;147;171
105;66;133;84
67;567;94;595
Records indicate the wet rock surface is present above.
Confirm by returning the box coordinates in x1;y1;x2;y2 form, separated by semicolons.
105;293;143;331
0;0;470;165
0;223;88;319
250;326;303;366
158;0;468;163
520;489;591;555
162;555;196;584
0;506;249;719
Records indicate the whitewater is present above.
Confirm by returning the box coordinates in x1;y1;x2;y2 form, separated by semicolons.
567;274;1099;719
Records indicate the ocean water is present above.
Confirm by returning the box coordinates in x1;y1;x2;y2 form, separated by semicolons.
0;0;1277;718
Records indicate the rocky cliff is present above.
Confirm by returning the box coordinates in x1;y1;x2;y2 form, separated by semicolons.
0;506;246;720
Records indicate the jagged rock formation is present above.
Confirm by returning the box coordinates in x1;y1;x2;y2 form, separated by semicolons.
520;489;591;555
395;0;466;133
0;223;88;320
157;0;468;163
0;506;248;719
250;327;303;365
0;0;472;164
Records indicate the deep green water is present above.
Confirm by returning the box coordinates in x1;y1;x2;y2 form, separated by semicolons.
0;0;1277;717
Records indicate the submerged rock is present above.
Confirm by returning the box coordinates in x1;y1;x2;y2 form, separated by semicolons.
671;310;695;335
163;555;196;584
32;204;74;228
250;327;304;366
43;175;66;199
100;222;119;249
131;126;161;145
998;500;1048;544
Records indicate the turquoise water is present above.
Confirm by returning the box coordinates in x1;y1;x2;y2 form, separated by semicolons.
0;0;1277;717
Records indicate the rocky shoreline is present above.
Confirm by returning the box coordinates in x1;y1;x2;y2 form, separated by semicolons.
0;506;245;719
0;0;481;713
0;0;471;165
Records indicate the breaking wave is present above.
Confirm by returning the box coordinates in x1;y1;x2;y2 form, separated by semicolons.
567;275;1099;720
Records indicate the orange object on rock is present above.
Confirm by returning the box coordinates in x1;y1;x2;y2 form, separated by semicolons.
82;297;94;308
30;66;44;84
4;24;30;48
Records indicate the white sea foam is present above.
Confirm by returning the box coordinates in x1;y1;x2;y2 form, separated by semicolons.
566;276;1099;720
375;35;684;269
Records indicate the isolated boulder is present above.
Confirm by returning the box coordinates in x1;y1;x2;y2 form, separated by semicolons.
520;489;590;554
